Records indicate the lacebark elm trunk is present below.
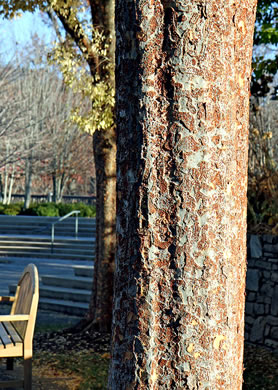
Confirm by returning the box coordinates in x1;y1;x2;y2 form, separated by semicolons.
109;0;257;388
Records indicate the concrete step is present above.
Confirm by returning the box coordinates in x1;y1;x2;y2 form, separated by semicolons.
39;285;91;303
0;235;95;244
39;298;89;316
0;250;94;260
0;229;96;238
0;215;96;316
41;275;92;290
73;265;94;278
0;215;96;225
0;244;95;255
0;216;96;238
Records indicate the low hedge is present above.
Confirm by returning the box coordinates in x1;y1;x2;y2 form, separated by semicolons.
0;202;96;218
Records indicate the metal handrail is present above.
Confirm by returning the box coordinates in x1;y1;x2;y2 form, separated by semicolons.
51;211;80;252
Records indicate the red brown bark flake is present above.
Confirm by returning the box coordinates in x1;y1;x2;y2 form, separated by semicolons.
110;0;257;389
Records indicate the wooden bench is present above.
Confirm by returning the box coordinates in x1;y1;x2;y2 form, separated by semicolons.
0;264;39;390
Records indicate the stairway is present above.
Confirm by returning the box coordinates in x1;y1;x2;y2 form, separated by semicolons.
9;264;94;317
0;215;95;260
0;215;96;237
0;215;96;316
0;236;95;260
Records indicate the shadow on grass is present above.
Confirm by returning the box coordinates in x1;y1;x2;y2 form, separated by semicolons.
243;343;278;389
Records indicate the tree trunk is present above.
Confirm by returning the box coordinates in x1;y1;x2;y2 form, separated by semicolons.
3;166;8;205
24;157;33;209
7;165;15;205
0;175;3;202
52;174;57;203
84;0;116;332
57;173;66;203
109;1;257;388
87;126;116;331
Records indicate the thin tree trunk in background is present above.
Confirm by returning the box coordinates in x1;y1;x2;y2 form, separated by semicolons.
109;0;257;388
41;0;117;332
88;126;116;331
0;175;3;202
85;0;116;331
7;165;14;205
3;166;8;204
24;157;33;209
52;174;57;203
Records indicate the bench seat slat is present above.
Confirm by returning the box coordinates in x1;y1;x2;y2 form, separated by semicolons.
0;323;13;348
3;322;22;346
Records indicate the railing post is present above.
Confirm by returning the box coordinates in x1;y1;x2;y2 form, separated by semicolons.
51;224;54;253
49;211;80;251
75;214;79;240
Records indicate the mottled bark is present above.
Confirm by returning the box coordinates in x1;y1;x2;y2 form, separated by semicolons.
109;1;257;389
88;126;116;331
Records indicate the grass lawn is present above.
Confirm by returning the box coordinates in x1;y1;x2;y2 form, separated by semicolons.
33;350;110;390
2;315;278;389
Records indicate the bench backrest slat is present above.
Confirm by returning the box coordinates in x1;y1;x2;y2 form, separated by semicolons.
3;321;22;345
10;264;39;340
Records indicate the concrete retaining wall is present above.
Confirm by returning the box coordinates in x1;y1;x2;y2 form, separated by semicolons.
245;234;278;349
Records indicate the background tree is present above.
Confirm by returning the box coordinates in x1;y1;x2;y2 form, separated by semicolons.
0;61;30;202
109;0;257;388
0;0;116;331
248;0;278;233
42;78;92;202
251;0;278;97
0;40;94;204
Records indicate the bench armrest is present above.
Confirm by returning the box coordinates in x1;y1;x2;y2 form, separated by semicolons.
0;314;29;322
0;296;15;303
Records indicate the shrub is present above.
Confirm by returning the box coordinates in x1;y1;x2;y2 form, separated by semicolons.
56;202;96;217
0;203;23;216
35;203;60;217
0;202;96;218
71;202;96;218
56;203;73;216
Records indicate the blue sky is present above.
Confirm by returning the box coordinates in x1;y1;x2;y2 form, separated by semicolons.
0;10;54;62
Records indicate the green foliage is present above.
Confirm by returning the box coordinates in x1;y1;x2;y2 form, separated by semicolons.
0;202;96;217
252;1;278;96
34;203;60;217
48;37;115;135
57;202;96;217
0;203;22;215
255;0;278;45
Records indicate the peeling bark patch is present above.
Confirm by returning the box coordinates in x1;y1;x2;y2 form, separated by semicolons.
110;0;258;389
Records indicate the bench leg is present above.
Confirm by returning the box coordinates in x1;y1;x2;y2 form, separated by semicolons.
6;357;14;370
24;358;32;390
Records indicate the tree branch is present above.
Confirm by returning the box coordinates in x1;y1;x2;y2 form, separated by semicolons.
50;3;99;73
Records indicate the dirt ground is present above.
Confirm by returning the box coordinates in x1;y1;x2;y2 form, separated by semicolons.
0;362;80;390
